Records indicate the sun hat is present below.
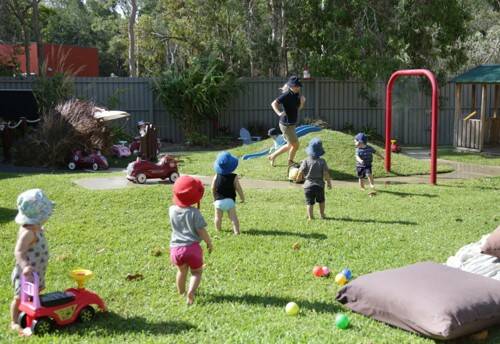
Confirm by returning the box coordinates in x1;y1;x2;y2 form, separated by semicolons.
305;137;325;158
172;176;205;208
15;189;54;225
355;132;368;144
213;151;239;175
268;128;280;137
286;76;302;88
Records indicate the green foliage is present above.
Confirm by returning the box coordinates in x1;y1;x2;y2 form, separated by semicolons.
32;70;75;116
154;58;240;143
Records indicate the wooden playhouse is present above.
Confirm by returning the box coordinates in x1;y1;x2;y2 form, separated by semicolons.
452;65;500;152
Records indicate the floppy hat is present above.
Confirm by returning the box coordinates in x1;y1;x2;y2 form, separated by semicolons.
286;76;302;87
305;137;325;158
15;189;54;225
355;132;368;144
214;151;239;175
173;176;205;208
268;127;280;137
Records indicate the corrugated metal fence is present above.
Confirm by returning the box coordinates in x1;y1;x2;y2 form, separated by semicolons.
0;76;496;145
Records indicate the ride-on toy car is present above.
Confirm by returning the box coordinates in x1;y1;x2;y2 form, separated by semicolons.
127;155;180;184
111;141;132;158
68;150;109;171
18;269;106;335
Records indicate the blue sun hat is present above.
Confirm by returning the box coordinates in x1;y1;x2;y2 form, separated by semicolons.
214;151;239;175
287;75;302;87
355;132;368;144
15;189;54;225
305;137;325;158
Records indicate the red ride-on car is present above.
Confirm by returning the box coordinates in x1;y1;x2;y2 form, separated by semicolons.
18;269;106;335
68;150;109;171
127;155;180;184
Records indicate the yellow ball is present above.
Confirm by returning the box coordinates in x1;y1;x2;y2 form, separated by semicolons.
285;302;300;316
335;273;347;286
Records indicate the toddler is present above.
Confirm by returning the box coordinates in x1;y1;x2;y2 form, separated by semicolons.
10;189;54;331
169;176;213;305
298;138;332;220
354;132;382;191
211;151;245;234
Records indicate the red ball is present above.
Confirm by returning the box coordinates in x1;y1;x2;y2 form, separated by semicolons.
313;266;324;277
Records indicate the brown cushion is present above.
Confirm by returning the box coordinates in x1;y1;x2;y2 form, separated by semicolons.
336;262;500;340
481;226;500;258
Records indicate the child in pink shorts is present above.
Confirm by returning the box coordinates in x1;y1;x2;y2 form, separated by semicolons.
169;176;213;305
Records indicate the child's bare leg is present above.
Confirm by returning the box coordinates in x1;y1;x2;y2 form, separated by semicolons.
319;202;326;219
187;268;203;305
359;178;365;190
228;208;240;235
307;205;314;220
10;297;20;329
367;175;375;188
268;144;290;166
176;264;189;295
214;208;223;231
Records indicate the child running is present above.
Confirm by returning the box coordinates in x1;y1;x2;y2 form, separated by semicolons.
10;189;54;331
354;132;382;191
298;138;332;220
169;176;213;305
211;151;245;235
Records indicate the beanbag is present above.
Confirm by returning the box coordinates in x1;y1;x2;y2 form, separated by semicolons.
336;262;500;340
482;225;500;258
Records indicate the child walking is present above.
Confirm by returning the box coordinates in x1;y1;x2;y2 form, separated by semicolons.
211;151;245;235
354;132;382;191
298;138;332;220
10;189;54;331
169;176;213;305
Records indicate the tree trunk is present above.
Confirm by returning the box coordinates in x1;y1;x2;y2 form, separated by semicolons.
280;1;287;76
128;0;138;77
245;0;256;76
32;0;44;74
22;28;31;75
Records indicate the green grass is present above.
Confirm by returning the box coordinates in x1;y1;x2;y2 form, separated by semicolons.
438;148;500;166
178;130;453;181
1;171;500;343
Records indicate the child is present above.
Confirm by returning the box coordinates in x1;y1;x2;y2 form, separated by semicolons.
267;127;281;154
211;151;245;235
170;175;213;305
298;138;332;220
354;132;382;191
10;189;54;331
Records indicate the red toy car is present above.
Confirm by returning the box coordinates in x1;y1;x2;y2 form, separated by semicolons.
18;269;106;335
127;155;180;184
111;142;132;158
68;150;109;171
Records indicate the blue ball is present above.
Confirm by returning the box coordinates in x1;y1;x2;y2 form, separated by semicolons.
342;268;352;280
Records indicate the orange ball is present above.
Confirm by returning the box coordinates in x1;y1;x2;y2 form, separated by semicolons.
313;266;324;277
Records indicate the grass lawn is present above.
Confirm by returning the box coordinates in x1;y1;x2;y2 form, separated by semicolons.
438;148;500;166
178;130;453;181
1;170;499;343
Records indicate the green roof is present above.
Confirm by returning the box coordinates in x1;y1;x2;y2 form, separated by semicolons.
451;65;500;84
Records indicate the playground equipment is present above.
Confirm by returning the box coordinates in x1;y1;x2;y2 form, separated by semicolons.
18;269;106;335
242;125;322;160
385;69;438;184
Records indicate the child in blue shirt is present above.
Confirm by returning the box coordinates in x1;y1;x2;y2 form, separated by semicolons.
354;132;382;191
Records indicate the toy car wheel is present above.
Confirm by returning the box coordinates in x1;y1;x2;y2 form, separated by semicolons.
68;162;76;170
92;163;99;171
33;317;53;335
18;312;27;328
78;306;95;323
136;173;147;184
169;172;180;183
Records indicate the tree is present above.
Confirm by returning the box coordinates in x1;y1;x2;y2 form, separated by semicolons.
5;0;33;74
118;0;139;77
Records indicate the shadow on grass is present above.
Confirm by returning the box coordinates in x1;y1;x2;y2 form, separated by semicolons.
62;311;195;336
0;207;17;223
203;293;339;314
376;189;438;198
327;216;417;225
245;228;327;240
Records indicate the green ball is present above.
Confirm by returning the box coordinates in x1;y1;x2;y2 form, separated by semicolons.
335;313;350;329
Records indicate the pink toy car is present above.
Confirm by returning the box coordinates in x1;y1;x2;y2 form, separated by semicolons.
68;150;109;171
111;142;132;158
127;155;180;184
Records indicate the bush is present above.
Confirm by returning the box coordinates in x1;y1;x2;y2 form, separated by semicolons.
154;58;241;145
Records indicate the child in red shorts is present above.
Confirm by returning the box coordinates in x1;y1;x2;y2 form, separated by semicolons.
169;176;213;305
